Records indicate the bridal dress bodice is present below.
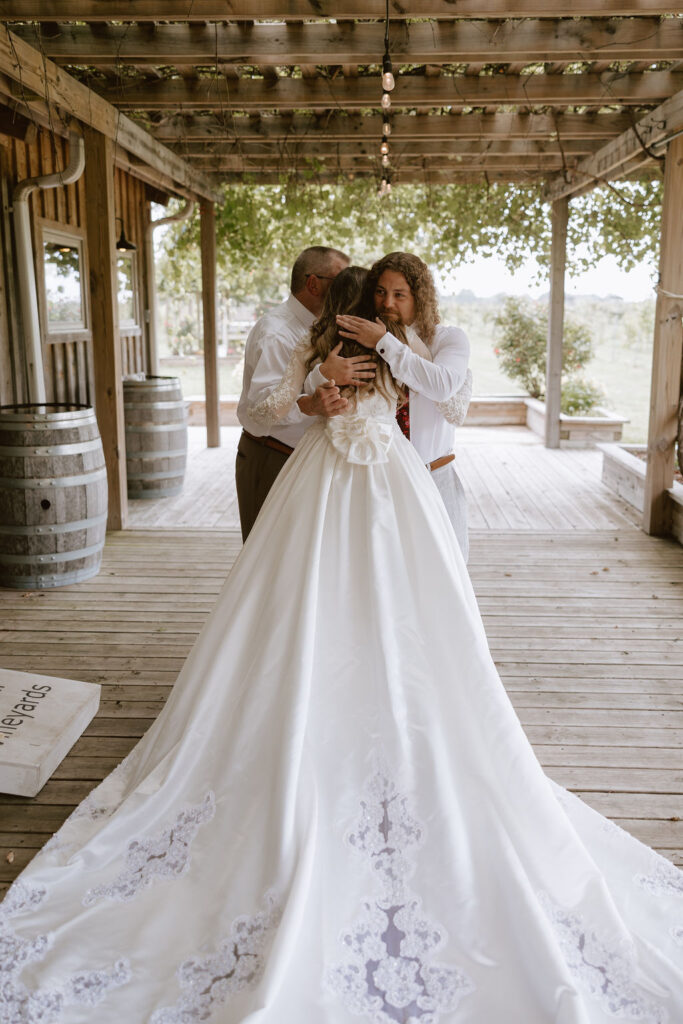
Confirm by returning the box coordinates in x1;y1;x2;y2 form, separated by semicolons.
1;336;682;1023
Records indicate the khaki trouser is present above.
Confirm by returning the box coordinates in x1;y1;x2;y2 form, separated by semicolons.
235;431;291;541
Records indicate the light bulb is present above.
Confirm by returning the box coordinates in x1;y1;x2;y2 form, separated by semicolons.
380;138;389;155
381;92;391;112
383;120;391;137
382;53;395;91
382;153;390;167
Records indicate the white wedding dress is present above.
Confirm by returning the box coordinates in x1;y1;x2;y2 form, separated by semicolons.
2;341;682;1024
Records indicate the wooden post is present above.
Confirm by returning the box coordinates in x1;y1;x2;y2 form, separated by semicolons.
200;199;220;448
142;199;159;375
83;127;128;530
545;196;568;449
643;134;683;536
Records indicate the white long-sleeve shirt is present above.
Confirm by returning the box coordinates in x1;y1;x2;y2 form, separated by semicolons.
237;293;316;448
307;323;470;464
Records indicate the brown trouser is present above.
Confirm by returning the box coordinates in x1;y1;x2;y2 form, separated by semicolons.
235;431;291;541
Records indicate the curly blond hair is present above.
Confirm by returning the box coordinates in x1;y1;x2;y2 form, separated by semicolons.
304;265;408;407
365;252;440;345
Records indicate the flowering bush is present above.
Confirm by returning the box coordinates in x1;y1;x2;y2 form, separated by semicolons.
492;297;604;413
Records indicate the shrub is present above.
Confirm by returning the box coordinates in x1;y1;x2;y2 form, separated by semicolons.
560;377;606;416
492;296;601;412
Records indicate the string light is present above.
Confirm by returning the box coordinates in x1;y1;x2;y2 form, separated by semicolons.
378;0;395;198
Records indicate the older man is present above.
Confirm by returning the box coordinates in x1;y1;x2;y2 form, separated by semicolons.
236;245;374;539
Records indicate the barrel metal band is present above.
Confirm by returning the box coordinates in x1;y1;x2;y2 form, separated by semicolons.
126;448;187;460
0;438;103;457
0;513;107;536
125;425;187;435
0;467;108;489
0;565;101;588
0;541;104;565
124;400;186;410
127;468;185;481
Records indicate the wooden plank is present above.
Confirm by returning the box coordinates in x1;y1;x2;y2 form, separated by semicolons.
0;26;220;202
546;87;683;200
545;197;569;449
3;2;680;18
643;132;683;536
21;19;683;67
200;200;220;449
154;112;633;143
99;71;683;112
83;127;128;530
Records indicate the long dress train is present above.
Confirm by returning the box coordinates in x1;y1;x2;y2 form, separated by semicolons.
1;342;682;1024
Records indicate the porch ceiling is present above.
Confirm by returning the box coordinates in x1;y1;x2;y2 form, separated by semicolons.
1;7;682;188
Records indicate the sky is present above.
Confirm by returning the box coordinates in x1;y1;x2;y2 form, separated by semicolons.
437;253;657;301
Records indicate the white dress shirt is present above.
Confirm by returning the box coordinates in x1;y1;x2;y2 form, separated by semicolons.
306;323;470;464
237;293;316;448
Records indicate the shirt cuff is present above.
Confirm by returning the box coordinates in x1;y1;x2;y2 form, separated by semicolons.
305;364;327;395
375;332;403;363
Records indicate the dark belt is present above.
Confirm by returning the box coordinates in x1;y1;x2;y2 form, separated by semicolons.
426;452;455;472
242;429;294;457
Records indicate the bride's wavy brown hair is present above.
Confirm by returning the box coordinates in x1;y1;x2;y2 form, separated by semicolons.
305;265;408;406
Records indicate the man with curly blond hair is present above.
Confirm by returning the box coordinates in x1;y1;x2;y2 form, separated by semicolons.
331;251;471;560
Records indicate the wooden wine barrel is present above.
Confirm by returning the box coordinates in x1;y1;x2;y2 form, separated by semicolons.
123;376;188;499
0;404;107;590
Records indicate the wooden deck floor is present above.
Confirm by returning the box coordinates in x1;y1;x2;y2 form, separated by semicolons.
127;425;641;531
1;527;681;894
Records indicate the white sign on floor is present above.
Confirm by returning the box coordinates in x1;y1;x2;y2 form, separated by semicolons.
0;668;101;797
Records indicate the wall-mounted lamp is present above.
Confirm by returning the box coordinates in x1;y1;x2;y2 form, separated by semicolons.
115;217;137;252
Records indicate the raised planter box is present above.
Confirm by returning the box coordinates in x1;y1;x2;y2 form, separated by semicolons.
524;397;627;447
599;442;683;545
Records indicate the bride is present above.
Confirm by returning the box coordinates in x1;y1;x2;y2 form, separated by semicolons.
2;267;682;1024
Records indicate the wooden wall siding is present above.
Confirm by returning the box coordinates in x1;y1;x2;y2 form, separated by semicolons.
115;166;147;379
0;120;152;407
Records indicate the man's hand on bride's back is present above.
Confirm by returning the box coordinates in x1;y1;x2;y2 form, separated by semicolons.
298;380;349;419
319;342;376;385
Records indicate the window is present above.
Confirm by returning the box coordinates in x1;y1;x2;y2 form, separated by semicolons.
116;252;139;331
42;230;87;335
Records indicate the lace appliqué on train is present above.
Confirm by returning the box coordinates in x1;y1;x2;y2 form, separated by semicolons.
0;880;130;1023
248;341;308;428
41;752;135;860
635;856;683;899
326;768;474;1022
83;792;215;906
539;892;668;1023
150;892;281;1023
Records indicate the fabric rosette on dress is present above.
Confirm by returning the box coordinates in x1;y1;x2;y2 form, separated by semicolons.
325;413;394;465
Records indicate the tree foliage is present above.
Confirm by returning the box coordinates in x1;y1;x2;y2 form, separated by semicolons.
155;175;663;306
492;296;605;413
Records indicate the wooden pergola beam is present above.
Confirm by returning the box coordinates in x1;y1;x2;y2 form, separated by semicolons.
2;1;681;19
546;86;683;199
0;26;220;202
206;169;663;185
174;139;604;159
188;156;580;173
643;133;683;536
15;18;683;66
100;70;683;111
153;112;634;143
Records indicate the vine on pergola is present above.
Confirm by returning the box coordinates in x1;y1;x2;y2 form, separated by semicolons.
157;176;663;304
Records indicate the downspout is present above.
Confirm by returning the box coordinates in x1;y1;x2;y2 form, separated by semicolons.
13;129;86;404
144;199;195;376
